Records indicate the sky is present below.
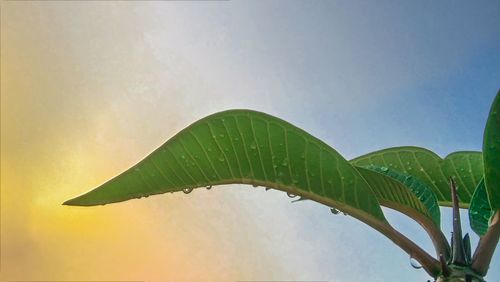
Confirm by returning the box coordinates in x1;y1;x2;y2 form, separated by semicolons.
1;1;499;281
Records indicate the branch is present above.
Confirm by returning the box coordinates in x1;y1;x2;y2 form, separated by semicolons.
380;200;450;260
294;190;442;277
472;210;500;276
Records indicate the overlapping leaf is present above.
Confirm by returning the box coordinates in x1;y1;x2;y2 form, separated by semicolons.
351;147;483;207
356;165;440;226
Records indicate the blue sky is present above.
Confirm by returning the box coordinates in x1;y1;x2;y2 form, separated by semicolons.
2;1;499;281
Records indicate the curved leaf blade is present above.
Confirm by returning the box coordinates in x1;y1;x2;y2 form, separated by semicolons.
351;147;483;207
483;91;500;210
65;110;385;221
65;109;443;275
469;179;493;236
356;165;440;226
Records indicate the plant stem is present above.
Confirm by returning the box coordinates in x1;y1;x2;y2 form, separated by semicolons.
450;179;467;265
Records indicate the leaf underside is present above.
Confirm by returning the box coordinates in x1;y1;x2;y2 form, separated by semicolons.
357;165;440;226
65;109;386;221
351;147;483;208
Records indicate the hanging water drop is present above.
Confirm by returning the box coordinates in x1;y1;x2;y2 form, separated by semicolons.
409;256;422;269
252;184;259;188
206;185;212;190
330;208;340;215
287;192;297;198
292;197;308;203
183;187;193;194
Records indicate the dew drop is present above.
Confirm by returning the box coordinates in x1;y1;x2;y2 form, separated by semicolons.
206;185;212;190
380;166;389;172
265;187;271;191
218;155;225;162
281;159;288;166
219;134;225;138
409;257;422;269
330;208;340;215
292;197;307;203
252;184;259;188
183;187;193;194
181;155;186;159
250;143;257;150
287;192;297;198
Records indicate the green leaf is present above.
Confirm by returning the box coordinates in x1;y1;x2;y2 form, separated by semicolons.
355;165;449;258
65;109;385;221
483;91;500;210
356;165;440;227
65;109;443;275
469;179;493;236
351;147;483;208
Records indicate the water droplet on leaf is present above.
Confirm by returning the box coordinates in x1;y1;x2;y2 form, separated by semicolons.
183;187;193;194
287;192;297;198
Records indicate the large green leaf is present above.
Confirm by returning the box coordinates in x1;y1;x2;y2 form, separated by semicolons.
351;147;483;208
356;165;440;226
483;91;500;210
65;109;442;275
469;179;493;236
65;109;385;220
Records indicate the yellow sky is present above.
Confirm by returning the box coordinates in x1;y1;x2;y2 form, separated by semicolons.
1;3;289;281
